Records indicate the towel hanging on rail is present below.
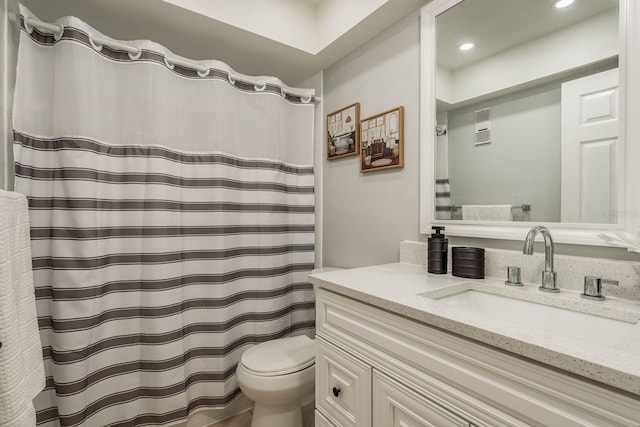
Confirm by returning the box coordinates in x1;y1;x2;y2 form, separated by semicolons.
462;204;513;221
0;189;46;427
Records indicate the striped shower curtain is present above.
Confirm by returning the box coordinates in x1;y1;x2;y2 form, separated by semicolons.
434;125;451;220
13;6;315;427
435;178;452;220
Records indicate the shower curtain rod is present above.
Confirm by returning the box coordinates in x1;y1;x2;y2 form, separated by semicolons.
24;17;321;103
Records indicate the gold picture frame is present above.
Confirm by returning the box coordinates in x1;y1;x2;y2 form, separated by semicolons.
327;103;360;160
360;106;404;172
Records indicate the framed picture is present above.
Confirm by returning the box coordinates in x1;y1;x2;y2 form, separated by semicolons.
327;103;360;160
360;106;404;172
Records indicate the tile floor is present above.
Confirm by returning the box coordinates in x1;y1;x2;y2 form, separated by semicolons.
211;403;315;427
211;410;252;427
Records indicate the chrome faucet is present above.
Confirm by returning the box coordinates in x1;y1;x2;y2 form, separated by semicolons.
523;226;559;292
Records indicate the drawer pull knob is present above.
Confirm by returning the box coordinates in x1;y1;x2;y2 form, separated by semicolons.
332;387;341;397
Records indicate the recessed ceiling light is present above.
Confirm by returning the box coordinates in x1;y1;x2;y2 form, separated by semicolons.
459;42;474;51
554;0;574;9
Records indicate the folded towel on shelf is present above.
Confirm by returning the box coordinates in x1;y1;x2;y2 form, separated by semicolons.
0;189;45;427
461;204;513;221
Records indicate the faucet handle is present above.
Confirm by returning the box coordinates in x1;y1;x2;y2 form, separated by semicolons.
581;276;618;301
505;266;523;286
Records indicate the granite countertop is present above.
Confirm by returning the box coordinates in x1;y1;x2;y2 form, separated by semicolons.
308;263;640;396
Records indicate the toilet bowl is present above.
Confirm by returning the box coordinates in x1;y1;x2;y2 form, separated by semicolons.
236;335;315;427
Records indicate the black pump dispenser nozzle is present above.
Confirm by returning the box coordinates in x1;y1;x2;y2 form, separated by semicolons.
431;226;445;238
428;226;448;274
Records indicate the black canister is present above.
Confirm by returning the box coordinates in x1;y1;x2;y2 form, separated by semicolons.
427;226;448;274
452;247;485;279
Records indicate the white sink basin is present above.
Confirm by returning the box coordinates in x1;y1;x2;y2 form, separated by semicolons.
419;284;640;347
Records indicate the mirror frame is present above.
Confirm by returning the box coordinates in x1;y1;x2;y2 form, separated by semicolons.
420;0;640;246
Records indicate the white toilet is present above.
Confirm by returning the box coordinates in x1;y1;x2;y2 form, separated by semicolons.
236;335;316;427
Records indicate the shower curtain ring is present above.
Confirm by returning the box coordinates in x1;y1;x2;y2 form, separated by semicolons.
24;17;63;41
24;17;34;34
164;57;175;70
128;49;142;60
300;95;312;104
254;82;267;92
228;74;236;85
89;36;104;52
197;67;211;77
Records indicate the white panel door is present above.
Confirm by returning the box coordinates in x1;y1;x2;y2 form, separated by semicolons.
561;68;619;223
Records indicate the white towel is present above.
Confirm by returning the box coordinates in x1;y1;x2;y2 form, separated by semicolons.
0;189;45;427
461;204;513;221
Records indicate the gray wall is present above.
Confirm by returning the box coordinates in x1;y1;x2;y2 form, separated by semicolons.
322;9;640;266
447;84;561;222
322;11;422;268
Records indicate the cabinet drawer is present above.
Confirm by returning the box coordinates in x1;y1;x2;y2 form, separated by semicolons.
316;338;372;427
373;370;470;427
315;409;337;427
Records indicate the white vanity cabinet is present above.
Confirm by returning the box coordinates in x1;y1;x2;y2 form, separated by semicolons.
372;370;471;426
314;288;640;427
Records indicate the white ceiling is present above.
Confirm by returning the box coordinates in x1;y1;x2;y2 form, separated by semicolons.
19;0;427;86
437;0;619;71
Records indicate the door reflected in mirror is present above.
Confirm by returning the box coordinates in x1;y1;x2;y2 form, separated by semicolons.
434;0;620;224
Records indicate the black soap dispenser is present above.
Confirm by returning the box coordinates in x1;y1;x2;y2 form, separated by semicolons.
428;226;448;274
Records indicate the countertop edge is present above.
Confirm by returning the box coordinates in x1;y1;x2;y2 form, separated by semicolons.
308;264;640;396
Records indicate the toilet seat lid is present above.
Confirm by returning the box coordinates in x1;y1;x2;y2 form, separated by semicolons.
240;335;315;376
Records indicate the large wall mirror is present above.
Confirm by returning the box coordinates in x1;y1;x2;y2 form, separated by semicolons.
420;0;640;245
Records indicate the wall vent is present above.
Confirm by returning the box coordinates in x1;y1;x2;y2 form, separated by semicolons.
474;107;491;145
